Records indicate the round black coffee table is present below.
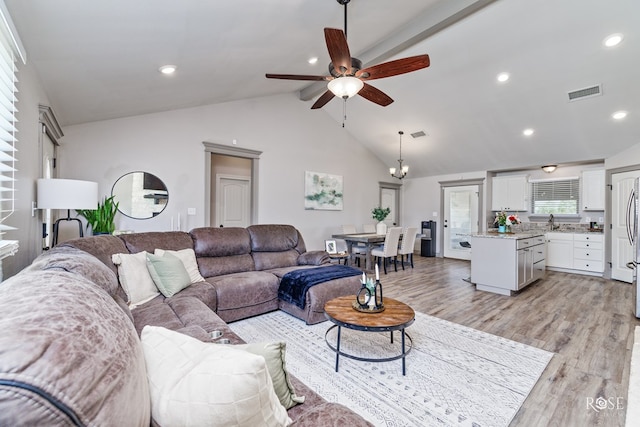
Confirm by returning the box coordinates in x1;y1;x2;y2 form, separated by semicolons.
324;296;415;375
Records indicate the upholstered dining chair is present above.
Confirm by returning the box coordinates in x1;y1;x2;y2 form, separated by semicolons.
341;224;357;234
397;227;418;269
371;227;402;274
341;224;365;266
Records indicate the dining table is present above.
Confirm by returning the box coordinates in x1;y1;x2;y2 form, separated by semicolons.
331;233;387;273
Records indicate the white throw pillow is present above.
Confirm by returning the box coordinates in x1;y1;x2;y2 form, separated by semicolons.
155;248;206;283
112;252;159;308
141;326;291;427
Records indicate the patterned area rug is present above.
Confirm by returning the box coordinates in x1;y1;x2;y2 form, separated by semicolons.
230;310;553;427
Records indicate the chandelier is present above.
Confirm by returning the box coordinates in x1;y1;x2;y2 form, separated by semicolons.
389;131;408;180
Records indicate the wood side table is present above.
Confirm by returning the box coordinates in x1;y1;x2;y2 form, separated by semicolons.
324;295;415;375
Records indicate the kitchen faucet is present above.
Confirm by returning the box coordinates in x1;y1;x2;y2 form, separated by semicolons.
548;214;558;230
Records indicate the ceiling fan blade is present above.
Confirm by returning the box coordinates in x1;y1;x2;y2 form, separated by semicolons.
356;55;430;81
358;83;393;107
324;28;351;75
265;73;328;81
311;90;335;109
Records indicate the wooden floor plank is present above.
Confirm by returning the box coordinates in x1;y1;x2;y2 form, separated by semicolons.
373;255;637;426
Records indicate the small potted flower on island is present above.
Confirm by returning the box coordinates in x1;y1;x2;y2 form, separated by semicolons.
371;206;391;235
494;211;521;233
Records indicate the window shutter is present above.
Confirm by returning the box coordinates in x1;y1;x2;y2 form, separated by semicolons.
531;179;580;214
0;32;17;239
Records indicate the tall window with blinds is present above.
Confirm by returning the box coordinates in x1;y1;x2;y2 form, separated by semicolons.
531;179;580;214
0;29;17;241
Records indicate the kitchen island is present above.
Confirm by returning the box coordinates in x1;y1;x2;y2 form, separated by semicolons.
470;232;546;296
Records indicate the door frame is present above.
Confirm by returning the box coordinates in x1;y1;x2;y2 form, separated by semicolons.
203;141;262;227
438;178;485;258
38;105;62;251
606;164;640;279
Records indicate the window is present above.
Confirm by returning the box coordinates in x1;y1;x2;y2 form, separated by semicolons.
0;23;17;241
531;178;580;214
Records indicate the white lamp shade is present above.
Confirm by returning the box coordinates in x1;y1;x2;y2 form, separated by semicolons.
37;179;99;210
327;76;364;99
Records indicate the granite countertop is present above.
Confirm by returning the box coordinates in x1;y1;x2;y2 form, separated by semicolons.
469;232;545;240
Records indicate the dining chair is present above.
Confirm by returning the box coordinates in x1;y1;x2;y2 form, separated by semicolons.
371;227;402;274
341;224;364;266
341;224;357;234
397;227;418;269
362;224;376;233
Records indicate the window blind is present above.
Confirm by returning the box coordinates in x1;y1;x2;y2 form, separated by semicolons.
531;178;580;214
0;30;17;239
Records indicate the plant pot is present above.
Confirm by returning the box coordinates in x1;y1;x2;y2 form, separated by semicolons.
498;225;506;233
376;222;387;235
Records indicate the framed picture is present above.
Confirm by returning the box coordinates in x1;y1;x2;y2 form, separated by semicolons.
325;240;337;254
304;171;343;210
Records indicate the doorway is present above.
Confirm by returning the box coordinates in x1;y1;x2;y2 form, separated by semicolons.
379;182;401;227
611;169;640;282
39;105;62;250
203;142;261;227
443;185;479;260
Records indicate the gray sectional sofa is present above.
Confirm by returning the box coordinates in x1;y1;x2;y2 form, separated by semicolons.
0;224;370;426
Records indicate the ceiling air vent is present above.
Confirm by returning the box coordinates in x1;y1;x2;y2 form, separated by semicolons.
411;131;427;138
567;84;602;102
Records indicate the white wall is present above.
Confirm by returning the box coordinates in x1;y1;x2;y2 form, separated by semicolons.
59;93;392;251
2;62;54;278
605;141;640;171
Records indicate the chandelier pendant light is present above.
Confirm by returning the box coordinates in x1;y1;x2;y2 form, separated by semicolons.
390;131;408;179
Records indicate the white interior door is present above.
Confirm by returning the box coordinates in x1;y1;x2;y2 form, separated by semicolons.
215;175;251;228
380;187;398;226
42;132;56;249
611;170;640;282
443;185;479;260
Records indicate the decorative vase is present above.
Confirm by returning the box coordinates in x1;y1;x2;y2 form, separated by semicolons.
498;225;506;233
376;222;387;235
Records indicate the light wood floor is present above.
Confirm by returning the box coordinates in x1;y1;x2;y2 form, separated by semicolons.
376;254;637;427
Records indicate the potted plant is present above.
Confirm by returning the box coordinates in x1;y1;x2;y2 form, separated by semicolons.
371;206;391;235
493;211;521;233
76;196;119;235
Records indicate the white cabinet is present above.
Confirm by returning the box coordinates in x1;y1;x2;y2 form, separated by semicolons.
581;169;605;211
573;233;604;272
546;232;574;269
545;232;604;274
471;234;545;296
492;176;529;211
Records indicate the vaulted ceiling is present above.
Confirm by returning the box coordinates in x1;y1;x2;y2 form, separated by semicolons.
5;0;639;177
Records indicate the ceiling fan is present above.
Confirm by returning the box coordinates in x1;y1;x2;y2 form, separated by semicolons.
265;0;430;110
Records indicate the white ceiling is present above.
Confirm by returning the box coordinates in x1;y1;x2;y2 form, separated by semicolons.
5;0;640;177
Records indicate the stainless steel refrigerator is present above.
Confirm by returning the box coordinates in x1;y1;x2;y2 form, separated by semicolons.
626;178;640;318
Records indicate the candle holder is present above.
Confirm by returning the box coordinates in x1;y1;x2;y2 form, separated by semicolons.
354;277;385;313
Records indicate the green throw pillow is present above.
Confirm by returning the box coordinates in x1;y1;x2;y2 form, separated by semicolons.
146;252;192;297
225;341;305;409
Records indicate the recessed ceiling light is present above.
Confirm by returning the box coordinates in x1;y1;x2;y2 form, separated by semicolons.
308;57;318;65
523;128;534;136
603;33;623;47
159;65;177;75
612;110;628;120
497;72;510;83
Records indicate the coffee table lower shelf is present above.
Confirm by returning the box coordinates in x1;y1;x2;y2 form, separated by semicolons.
324;325;413;375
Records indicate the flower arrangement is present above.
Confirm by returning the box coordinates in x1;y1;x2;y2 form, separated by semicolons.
494;211;521;226
371;206;391;222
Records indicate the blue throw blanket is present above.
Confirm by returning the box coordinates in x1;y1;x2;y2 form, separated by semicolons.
278;265;362;309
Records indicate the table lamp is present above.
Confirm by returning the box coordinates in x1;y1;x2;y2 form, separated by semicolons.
37;178;98;246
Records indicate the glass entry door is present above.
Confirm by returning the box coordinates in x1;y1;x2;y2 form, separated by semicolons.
443;185;479;260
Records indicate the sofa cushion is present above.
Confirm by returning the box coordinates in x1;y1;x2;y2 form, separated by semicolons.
0;270;150;427
145;252;192;297
112;252;160;307
248;225;308;270
60;235;129;276
191;227;256;276
141;326;291;427
119;231;194;254
155;248;205;283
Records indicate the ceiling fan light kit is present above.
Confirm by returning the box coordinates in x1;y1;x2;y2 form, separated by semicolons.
328;76;364;99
